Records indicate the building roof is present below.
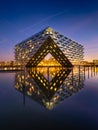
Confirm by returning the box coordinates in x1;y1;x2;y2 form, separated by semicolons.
15;26;82;47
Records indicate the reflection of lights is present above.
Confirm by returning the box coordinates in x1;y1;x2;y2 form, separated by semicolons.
14;66;85;110
94;67;98;73
27;91;32;96
54;88;57;91
37;91;40;95
29;86;34;93
25;81;29;86
45;102;54;110
50;86;53;90
22;76;24;80
32;67;64;77
19;78;21;82
4;67;7;70
41;80;43;83
43;83;46;86
60;80;62;84
53;83;56;86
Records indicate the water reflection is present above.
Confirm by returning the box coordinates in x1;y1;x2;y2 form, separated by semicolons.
15;66;97;110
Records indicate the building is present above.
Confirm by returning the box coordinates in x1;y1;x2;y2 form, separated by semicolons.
0;61;22;71
15;27;84;66
93;60;98;65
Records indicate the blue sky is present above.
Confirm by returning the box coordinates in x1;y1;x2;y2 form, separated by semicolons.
0;0;98;61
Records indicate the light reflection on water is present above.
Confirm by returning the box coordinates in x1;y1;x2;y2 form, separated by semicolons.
0;66;98;129
15;66;84;110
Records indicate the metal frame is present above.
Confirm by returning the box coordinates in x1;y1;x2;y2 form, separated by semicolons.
26;36;72;67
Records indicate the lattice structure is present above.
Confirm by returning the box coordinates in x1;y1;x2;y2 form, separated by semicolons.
28;67;71;99
15;27;84;65
15;67;84;109
26;36;72;67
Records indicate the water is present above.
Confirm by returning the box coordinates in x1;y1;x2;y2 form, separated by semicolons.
0;66;98;129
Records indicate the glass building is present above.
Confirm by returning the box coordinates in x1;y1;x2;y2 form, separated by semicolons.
15;27;84;66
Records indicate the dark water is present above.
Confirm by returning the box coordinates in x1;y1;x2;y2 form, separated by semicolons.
0;66;98;129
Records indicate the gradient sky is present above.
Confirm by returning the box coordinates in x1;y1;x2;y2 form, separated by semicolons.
0;0;98;61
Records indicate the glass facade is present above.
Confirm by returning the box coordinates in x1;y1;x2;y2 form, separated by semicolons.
15;27;84;65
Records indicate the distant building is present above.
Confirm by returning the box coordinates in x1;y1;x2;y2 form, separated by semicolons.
0;61;20;66
93;60;98;65
15;27;84;66
0;61;22;71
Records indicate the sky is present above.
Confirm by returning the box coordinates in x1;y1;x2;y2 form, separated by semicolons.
0;0;98;62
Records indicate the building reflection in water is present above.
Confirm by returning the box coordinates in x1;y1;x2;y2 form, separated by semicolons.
15;66;85;110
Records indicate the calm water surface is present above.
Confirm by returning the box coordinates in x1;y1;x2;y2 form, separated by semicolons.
0;66;98;129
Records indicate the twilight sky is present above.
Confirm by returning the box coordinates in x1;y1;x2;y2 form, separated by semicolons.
0;0;98;61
